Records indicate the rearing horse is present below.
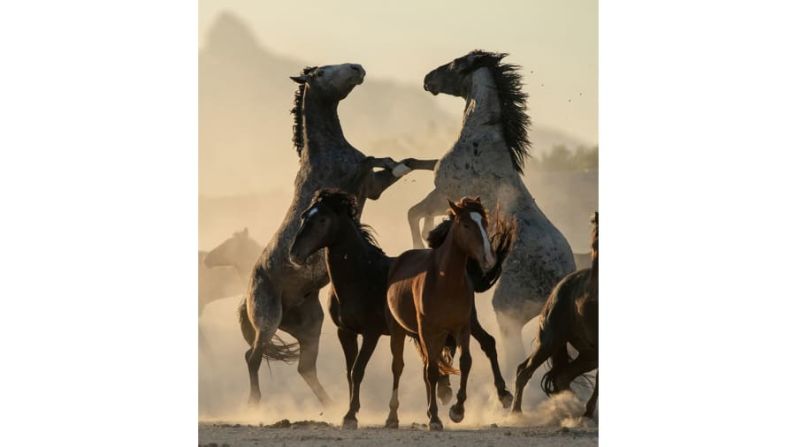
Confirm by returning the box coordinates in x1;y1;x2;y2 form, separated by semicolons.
387;197;499;431
411;51;576;369
238;63;436;408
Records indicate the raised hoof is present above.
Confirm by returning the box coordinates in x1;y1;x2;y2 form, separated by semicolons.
499;390;514;409
384;418;399;429
342;417;358;430
449;404;465;423
429;420;444;431
437;384;453;405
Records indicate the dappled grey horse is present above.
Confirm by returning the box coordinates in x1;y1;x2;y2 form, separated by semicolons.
238;63;436;407
410;51;576;369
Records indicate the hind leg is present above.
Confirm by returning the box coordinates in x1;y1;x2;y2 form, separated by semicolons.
243;288;283;406
337;328;358;405
385;327;406;428
436;336;455;405
584;370;598;418
470;309;512;408
281;294;332;408
511;337;558;413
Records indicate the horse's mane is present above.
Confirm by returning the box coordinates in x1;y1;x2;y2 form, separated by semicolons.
467;50;531;173
290;66;318;156
309;189;385;255
426;197;488;248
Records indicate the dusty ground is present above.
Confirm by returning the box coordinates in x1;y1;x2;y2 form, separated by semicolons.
198;420;598;447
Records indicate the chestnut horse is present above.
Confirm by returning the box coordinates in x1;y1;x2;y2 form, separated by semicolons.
511;212;599;417
386;197;502;431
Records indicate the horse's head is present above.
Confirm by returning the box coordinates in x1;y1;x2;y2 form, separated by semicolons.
204;228;262;275
290;189;358;265
290;63;366;101
447;197;496;272
423;50;507;97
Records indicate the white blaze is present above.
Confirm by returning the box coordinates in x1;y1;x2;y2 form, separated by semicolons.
306;207;319;218
470;212;494;267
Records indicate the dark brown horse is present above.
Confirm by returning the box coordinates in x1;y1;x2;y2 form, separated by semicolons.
386;197;510;431
511;212;598;417
289;190;512;429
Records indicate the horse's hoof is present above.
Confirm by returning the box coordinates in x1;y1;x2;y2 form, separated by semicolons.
449;404;465;423
342;417;358;430
510;406;523;415
437;384;453;405
384;418;399;429
499;390;514;409
429;420;444;431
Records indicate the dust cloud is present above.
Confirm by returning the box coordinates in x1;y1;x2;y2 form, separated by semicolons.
198;10;597;430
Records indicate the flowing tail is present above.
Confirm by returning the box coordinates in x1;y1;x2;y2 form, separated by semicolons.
238;300;300;363
540;344;571;396
410;335;459;375
467;217;516;292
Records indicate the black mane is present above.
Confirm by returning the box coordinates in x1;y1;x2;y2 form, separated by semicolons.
468;50;531;173
309;189;385;255
290;66;317;156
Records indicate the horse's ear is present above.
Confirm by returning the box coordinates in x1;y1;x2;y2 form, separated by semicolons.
290;75;307;84
448;199;461;215
474;196;481;203
242;227;249;237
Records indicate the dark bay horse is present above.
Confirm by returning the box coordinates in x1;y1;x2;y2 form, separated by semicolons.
386;197;508;431
289;190;513;429
238;63;436;409
511;212;599;417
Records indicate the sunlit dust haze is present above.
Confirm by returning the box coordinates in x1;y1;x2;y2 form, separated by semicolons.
199;0;598;429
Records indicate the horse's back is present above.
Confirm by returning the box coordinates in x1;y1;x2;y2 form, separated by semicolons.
538;268;591;341
386;249;432;334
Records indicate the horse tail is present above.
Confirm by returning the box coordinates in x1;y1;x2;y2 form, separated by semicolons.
238;300;300;364
410;336;460;375
468;218;515;293
540;344;571;396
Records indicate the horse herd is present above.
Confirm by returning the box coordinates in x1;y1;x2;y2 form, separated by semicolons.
200;50;598;431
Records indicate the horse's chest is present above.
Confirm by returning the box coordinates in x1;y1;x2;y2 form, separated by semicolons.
435;140;508;202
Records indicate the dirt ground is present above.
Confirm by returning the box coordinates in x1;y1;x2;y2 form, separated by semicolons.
198;420;598;447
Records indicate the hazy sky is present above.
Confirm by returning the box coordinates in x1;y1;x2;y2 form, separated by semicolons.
199;0;597;145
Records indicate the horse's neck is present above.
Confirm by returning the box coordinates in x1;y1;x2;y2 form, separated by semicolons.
301;89;347;157
461;68;502;134
433;228;468;283
326;221;372;278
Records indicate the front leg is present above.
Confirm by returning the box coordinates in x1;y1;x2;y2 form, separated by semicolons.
408;188;448;248
337;328;358;403
449;327;472;423
363;157;438;200
343;332;380;429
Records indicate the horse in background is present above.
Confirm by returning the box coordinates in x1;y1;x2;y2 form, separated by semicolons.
386;197;510;431
511;212;599;417
199;228;262;315
410;50;576;370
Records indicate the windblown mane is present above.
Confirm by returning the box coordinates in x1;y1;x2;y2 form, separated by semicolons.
290;66;317;156
309;189;385;255
468;50;531;173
